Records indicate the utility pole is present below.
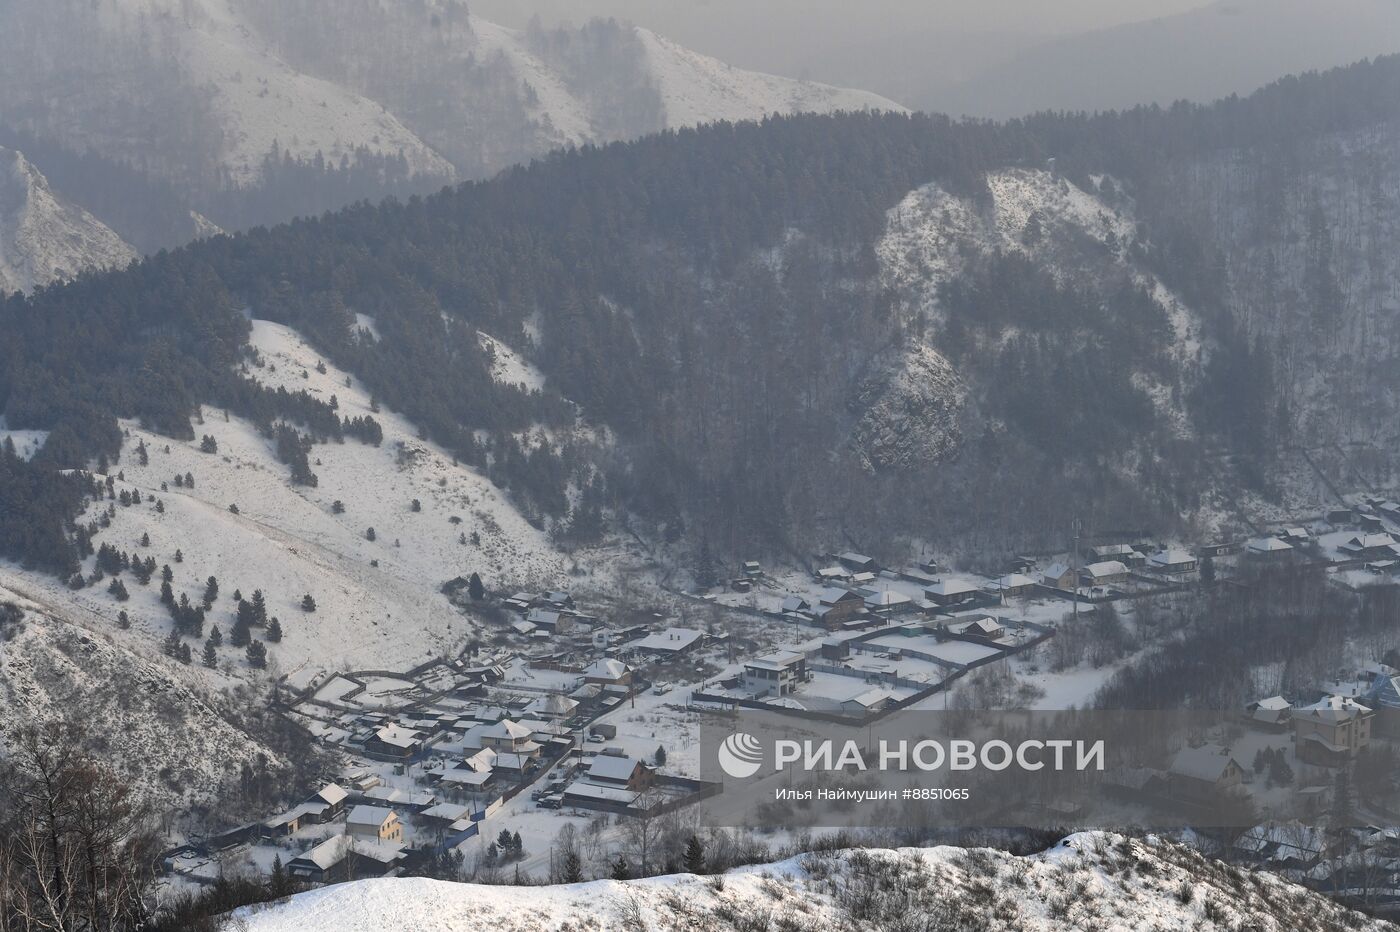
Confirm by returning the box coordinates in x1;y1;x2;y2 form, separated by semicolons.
1072;516;1083;623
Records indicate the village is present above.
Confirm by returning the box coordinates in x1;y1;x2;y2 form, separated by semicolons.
158;492;1400;907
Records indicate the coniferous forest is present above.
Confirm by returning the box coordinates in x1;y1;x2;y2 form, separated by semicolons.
5;55;1400;573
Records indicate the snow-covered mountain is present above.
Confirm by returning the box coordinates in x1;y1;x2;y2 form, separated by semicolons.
234;833;1384;931
0;147;137;295
0;0;904;196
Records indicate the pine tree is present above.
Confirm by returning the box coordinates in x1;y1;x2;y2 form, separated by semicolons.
332;500;345;514
178;643;192;664
117;610;130;629
231;616;251;648
204;576;219;607
365;527;376;541
411;499;421;512
162;629;181;658
655;746;666;767
270;853;288;896
301;594;317;612
266;617;283;642
107;578;129;601
160;580;174;605
468;572;486;600
561;849;583;884
246;640;267;668
251;589;268;625
162;564;173;583
209;625;222;647
202;639;218;668
683;835;705;874
610;855;630;880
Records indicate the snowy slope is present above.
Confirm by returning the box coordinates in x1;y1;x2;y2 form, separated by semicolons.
0;148;138;295
0;320;570;757
236;833;1382;931
0;584;283;808
634;27;907;128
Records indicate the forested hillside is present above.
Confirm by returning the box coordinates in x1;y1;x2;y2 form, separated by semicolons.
6;56;1400;577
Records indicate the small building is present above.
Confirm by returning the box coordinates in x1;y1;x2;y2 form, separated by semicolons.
1041;563;1076;590
923;578;980;609
1341;534;1399;561
1293;696;1373;766
860;588;914;615
741;560;763;578
953;616;1006;643
586;754;654;792
345;806;404;844
288;835;405;883
984;573;1036;598
780;596;811;615
364;723;422;759
1167;744;1245;802
583;658;632;686
1091;544;1140;565
1245;696;1292;730
812;587;866;628
1081;561;1128;587
837;552;878;573
525;693;579;720
631;626;704;657
478;719;542;758
816;566;852;584
1246;537;1295;562
744;651;807;698
842;688;896;716
1327;508;1355;527
1148;549;1198;576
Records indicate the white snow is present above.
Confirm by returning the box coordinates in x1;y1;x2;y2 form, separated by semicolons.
0;148;138;295
634;27;907;128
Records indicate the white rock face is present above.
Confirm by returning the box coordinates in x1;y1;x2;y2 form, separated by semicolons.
0;148;138;295
850;342;966;472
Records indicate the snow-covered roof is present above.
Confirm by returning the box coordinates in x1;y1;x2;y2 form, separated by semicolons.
781;596;811;613
346;805;397;829
987;573;1035;590
418;802;470;822
818;586;861;605
925;579;978;597
481;719;532;741
1083;561;1127;579
371;723;421;749
746;650;804;672
843;687;896;708
526;694;579;717
1297;695;1371;722
632;627;703;653
584;658;630;680
1247;537;1293;553
564;781;639;805
1149;549;1195;566
1042;562;1072;580
312;783;349;807
588;755;646;782
1168;744;1240;782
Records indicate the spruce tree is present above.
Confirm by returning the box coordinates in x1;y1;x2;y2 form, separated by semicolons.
266;617;283;642
204;576;219;607
246;640;267;668
683;835;705;874
468;572;486;601
610;856;630;880
209;625;222;647
202;639;218;668
301;594;317;612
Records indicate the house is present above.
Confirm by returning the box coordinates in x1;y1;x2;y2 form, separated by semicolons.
345;806;404;844
1280;527;1311;543
1091;544;1141;565
744;651;807;698
543;591;575;610
1167;744;1246;802
1327;508;1355;527
1341;534;1399;561
984;573;1036;598
1245;696;1292;730
816;566;852;584
812;587;865;628
952;616;1006;643
1246;537;1295;561
583;658;632;686
587;753;654;791
780;596;811;615
503;592;539;612
631;627;704;657
741;560;763;578
526;608;568;634
364;723;422;759
730;578;753;593
415;802;472;833
287;835;405;883
1041;563;1076;590
860;588;914;615
842;688;896;716
525;693;579;720
478;719;542;758
837;552;878;573
923;579;980;608
1148;549;1198;576
1081;561;1128;587
1364;674;1400;736
1293;696;1373;766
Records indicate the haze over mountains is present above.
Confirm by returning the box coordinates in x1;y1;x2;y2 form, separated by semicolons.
0;0;902;276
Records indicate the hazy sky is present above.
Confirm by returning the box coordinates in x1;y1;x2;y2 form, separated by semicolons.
470;0;1216;105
